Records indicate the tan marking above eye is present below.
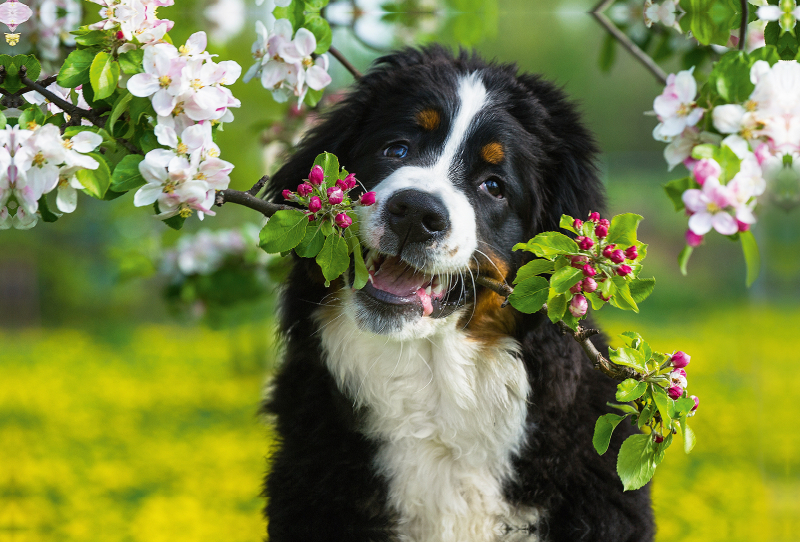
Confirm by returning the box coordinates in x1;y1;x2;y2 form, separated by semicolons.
481;142;504;164
415;109;441;131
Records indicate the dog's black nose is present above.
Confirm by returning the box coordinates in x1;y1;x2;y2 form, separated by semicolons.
385;189;450;244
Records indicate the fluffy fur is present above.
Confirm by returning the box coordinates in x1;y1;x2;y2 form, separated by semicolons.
262;46;655;542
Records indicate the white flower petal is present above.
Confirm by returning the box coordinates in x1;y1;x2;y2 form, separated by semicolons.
688;212;714;235
70;131;103;153
57;184;78;213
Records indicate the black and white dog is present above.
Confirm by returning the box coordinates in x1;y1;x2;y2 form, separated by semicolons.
262;46;655;542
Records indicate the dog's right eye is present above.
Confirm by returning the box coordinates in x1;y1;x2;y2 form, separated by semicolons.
383;143;409;159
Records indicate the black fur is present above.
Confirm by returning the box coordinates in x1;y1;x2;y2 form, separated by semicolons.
262;46;655;542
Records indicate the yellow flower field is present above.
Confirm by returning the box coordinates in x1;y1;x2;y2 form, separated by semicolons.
1;307;797;541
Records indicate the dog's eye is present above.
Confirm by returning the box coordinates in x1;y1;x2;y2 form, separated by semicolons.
383;143;409;159
479;178;504;199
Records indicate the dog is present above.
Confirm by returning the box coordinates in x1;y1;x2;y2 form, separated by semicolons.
262;46;655;542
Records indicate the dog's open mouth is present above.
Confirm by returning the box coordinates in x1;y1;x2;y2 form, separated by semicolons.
359;249;470;319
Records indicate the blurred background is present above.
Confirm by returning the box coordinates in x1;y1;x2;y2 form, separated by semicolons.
2;0;800;540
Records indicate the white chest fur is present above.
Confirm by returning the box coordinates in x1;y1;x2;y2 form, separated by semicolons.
318;309;533;542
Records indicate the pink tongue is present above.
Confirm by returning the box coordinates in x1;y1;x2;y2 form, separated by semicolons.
416;288;434;316
371;256;429;297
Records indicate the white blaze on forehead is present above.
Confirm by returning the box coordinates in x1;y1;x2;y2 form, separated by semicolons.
359;72;489;273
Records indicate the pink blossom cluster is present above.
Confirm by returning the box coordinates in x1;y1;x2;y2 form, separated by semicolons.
652;61;800;246
665;351;699;413
127;31;241;221
282;164;375;230
0;124;102;229
566;212;639;318
243;19;332;104
88;0;173;42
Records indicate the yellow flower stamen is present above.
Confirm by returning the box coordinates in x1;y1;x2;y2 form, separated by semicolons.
179;207;193;218
302;57;313;69
177;143;188;155
32;152;46;167
190;79;203;90
159;75;171;88
63;138;73;150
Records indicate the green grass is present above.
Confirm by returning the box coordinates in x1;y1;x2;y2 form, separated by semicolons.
2;306;798;541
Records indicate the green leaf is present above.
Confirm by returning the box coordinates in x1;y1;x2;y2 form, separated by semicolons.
690;144;716;160
259;209;309;253
663;177;698;212
638;402;654;429
508;276;549;313
0;55;42;94
550;266;584;294
74;30;108;46
516;231;578;259
129;96;155;125
351;238;369;290
678;245;693;276
586;291;606;310
110;154;145;192
680;417;696;453
316;233;349;285
606;213;643;246
593;413;627;455
295;224;325;258
304;0;330;8
76;153;111;199
713;51;755;103
547;291;567;323
0;110;5;129
628;278;656;303
304;16;332;54
652;386;674;426
616;379;647;402
653;432;674;466
513;259;555;284
108;91;133;136
559;214;577;234
673;396;696;418
740;230;760;287
58;49;95;88
609;347;646;371
90;52;120;101
715;144;742;183
609;277;639;312
118;48;144;74
616;433;657;491
599;33;616;72
162;213;186;231
37;195;60;223
312;152;340;187
608;402;639;415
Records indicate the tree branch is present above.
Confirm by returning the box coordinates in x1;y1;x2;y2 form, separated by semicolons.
591;0;668;85
215;176;295;217
739;0;749;51
328;46;362;80
20;68;107;126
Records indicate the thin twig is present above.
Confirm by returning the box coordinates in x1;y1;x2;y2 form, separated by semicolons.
591;0;668;85
215;178;294;217
329;46;362;80
739;0;749;51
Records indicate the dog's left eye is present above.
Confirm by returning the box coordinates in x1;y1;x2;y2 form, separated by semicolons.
479;178;504;199
383;143;409;159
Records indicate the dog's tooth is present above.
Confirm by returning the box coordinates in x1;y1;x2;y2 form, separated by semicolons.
368;273;374;285
425;285;432;295
433;282;444;295
432;275;440;289
368;264;376;273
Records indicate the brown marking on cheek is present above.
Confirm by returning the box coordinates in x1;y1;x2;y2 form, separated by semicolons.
480;142;504;164
462;252;517;343
416;109;441;131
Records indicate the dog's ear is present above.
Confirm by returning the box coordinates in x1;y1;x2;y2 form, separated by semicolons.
513;73;605;233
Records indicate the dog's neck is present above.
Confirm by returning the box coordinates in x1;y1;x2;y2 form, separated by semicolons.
316;302;536;542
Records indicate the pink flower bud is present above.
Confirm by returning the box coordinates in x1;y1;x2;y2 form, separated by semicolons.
335;179;348;191
686;230;703;247
598;218;610;228
571;255;589;269
282;189;294;200
327;187;344;205
573;218;583;230
670;351;690;368
602;244;617;258
668;385;683;400
737;220;750;232
693;158;722;186
616;264;632;276
588;211;600;222
653;434;664;444
308;165;324;185
359;191;376;206
581;277;597;293
297;183;313;196
335;212;352;229
343;173;357;190
308;214;316;221
569;294;588;317
308;196;322;213
569;282;582;295
595;224;608;238
599;292;611;301
576;236;594;250
582;264;596;277
690;395;699;412
610;249;625;264
624;246;638;260
116;30;125;40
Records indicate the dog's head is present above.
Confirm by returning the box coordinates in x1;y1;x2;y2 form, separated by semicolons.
269;46;604;339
